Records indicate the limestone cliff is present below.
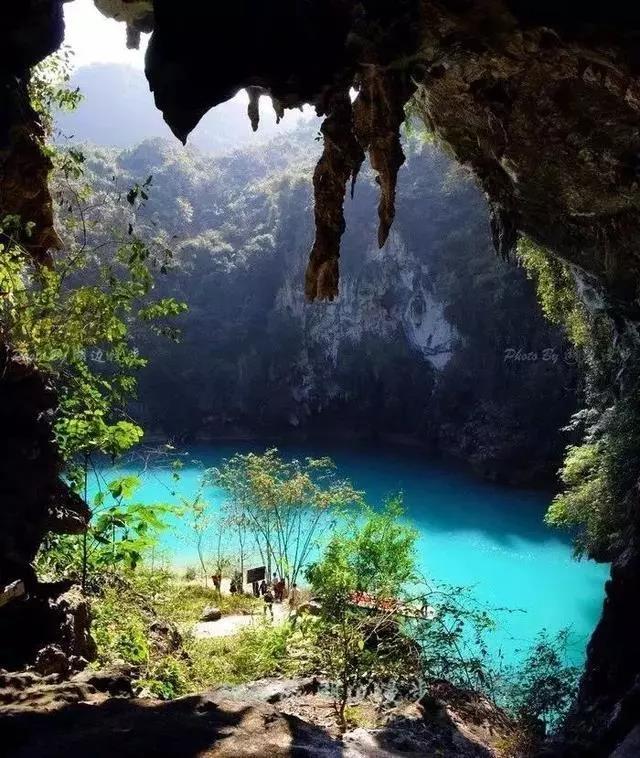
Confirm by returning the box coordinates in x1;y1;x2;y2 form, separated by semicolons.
83;135;573;486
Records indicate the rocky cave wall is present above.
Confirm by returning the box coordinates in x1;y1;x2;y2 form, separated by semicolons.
3;0;640;754
1;1;93;671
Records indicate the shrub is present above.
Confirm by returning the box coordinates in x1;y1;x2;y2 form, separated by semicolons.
545;443;611;558
137;656;190;699
91;587;149;667
503;630;580;736
516;237;589;349
184;621;300;689
306;499;422;728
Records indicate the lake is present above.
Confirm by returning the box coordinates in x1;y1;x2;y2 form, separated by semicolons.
98;441;608;666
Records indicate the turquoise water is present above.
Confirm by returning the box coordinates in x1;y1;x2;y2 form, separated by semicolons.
98;442;608;665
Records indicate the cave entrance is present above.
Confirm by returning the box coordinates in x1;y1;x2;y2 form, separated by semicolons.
44;0;605;693
4;2;640;754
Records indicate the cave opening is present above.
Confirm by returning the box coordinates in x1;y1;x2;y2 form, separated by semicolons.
3;2;640;756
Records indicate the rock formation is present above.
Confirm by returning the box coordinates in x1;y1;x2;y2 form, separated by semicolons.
3;1;640;753
0;674;515;757
1;3;91;673
0;347;92;672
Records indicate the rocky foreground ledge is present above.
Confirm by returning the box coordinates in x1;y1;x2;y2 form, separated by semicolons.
0;669;513;757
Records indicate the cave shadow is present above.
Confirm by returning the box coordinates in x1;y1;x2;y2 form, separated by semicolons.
371;705;496;757
1;694;341;758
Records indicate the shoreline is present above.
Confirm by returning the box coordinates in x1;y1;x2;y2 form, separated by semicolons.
125;435;558;496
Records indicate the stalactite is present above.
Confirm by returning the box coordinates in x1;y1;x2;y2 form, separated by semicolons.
272;98;285;124
305;90;365;301
305;67;415;301
246;86;262;133
353;67;415;249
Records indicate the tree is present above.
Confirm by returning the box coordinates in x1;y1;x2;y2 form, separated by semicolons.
2;51;187;588
182;493;212;586
499;628;581;751
37;474;173;587
305;499;422;728
209;449;363;586
222;499;251;585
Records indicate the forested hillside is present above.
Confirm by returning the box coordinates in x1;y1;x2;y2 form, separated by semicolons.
61;122;577;485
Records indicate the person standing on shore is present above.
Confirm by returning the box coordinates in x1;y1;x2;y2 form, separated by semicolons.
263;584;274;619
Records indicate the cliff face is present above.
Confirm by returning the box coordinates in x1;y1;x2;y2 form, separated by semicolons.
80;135;574;485
277;231;457;373
263;159;575;486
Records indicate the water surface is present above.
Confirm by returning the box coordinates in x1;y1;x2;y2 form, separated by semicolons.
99;442;608;665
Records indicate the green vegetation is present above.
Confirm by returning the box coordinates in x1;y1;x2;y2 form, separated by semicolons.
305;499;422;727
546;443;610;558
37;451;581;744
517;237;640;560
35;440;578;741
516;237;590;348
87;570;270;698
3;53;183;476
505;629;580;732
153;576;260;623
37;474;174;587
546;397;640;559
184;623;299;690
210;450;363;585
5;53;188;589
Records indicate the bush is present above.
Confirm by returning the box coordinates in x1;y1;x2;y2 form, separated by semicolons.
306;499;423;727
502;629;580;740
137;656;190;699
546;393;640;560
92;587;149;667
90;571;286;697
545;443;611;558
184;621;302;689
516;237;589;349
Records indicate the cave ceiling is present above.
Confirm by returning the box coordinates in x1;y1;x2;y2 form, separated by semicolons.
3;1;640;312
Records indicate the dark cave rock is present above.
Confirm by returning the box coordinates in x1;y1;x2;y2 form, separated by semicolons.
1;0;64;261
0;582;96;673
0;348;92;671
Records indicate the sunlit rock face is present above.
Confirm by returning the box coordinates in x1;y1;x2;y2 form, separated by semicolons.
277;231;458;372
